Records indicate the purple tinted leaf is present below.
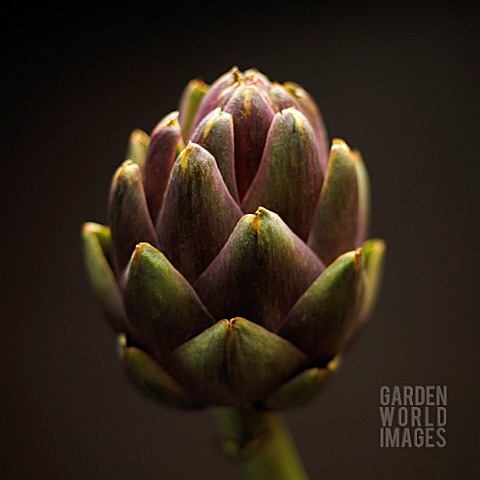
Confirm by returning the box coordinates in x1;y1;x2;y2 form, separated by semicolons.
190;108;239;202
195;207;324;332
223;84;275;199
143;112;182;222
281;249;363;362
242;108;323;240
109;161;159;274
156;143;243;283
191;66;240;132
284;82;329;174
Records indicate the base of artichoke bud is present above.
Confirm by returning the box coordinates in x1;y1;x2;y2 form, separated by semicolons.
212;407;309;480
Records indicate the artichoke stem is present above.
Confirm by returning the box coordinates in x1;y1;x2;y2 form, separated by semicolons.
212;407;309;480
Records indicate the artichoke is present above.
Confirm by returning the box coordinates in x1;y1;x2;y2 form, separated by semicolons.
82;67;385;410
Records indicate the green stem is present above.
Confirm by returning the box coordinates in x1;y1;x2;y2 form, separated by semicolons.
212;407;309;480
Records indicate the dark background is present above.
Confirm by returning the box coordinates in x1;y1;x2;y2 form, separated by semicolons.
3;2;479;479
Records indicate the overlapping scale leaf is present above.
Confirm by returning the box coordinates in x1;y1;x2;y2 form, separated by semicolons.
223;83;275;199
195;207;324;332
308;139;359;265
81;222;129;332
156;143;243;283
190;108;239;201
284;81;329;173
166;318;309;405
109;161;159;274
242;108;323;239
124;243;214;362
280;249;363;361
143;112;183;221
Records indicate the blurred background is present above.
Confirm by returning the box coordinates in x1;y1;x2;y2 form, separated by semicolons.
2;2;479;479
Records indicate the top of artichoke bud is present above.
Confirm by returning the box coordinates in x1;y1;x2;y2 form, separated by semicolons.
82;66;385;409
185;66;329;201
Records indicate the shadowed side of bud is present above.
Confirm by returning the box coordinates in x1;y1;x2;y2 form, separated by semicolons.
223;83;275;199
284;81;329;173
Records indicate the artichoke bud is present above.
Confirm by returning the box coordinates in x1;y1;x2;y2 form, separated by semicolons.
82;67;385;410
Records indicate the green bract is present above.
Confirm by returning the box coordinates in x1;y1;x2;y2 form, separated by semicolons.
82;67;385;409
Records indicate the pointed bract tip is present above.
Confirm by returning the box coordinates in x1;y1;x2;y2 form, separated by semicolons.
231;66;241;81
252;207;270;232
117;333;128;357
331;138;351;152
130;129;149;143
82;222;97;234
112;160;137;188
165;111;180;127
130;242;149;266
179;142;195;169
225;318;237;334
152;111;180;135
189;78;208;90
280;106;299;115
327;355;342;372
372;238;387;253
254;206;267;216
354;247;363;269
